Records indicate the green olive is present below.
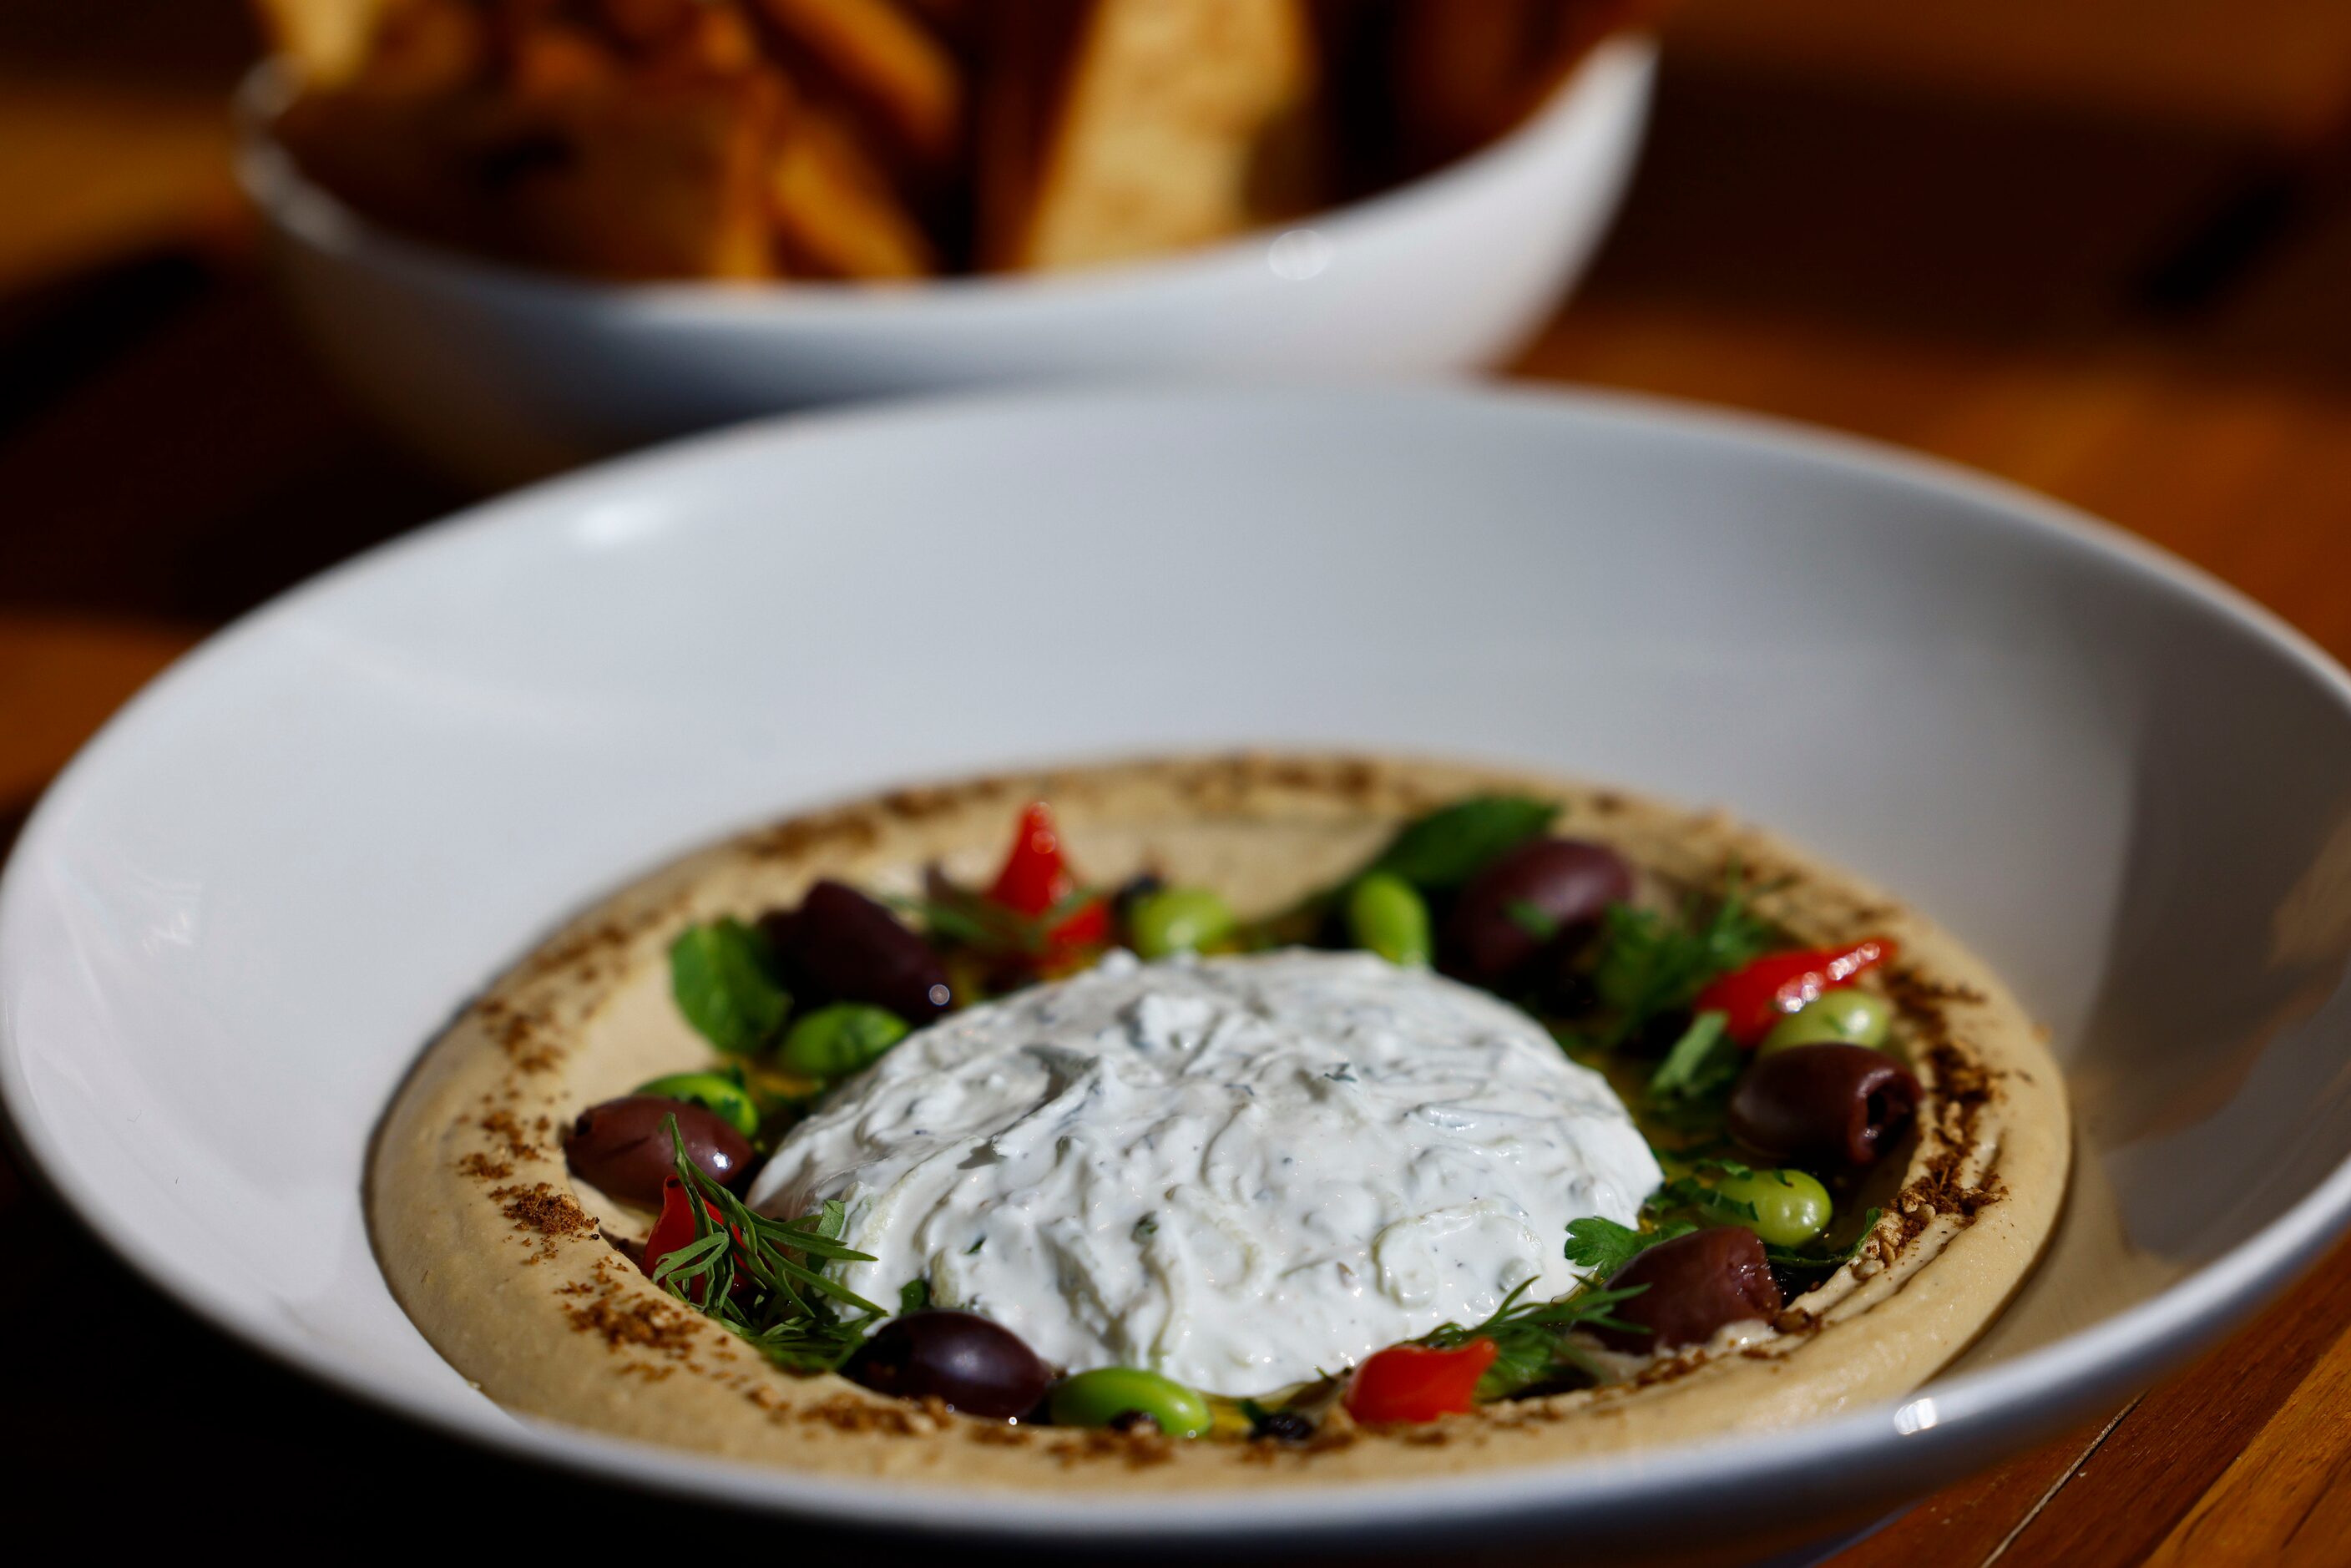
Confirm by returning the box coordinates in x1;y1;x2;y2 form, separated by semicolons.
1347;872;1432;967
1757;989;1893;1056
1714;1166;1833;1248
1128;887;1237;959
631;1070;760;1138
777;1003;910;1079
1048;1367;1211;1438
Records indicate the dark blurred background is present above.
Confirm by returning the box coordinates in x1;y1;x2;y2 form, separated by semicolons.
6;3;2351;1560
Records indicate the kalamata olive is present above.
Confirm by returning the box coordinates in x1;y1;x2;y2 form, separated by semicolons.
1727;1042;1922;1168
1442;837;1635;985
563;1095;752;1207
1594;1226;1784;1353
841;1310;1054;1419
761;880;951;1022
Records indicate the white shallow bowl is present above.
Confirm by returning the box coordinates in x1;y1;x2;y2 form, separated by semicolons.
235;42;1656;487
8;384;2351;1556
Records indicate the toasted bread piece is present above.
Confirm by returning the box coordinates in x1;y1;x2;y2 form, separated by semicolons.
768;91;940;277
281;63;783;280
753;0;965;178
979;0;1319;273
251;0;395;86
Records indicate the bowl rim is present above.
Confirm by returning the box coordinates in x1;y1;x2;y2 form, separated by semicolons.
230;34;1659;319
7;380;2351;1540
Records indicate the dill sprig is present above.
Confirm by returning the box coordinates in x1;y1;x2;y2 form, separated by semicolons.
1419;1277;1651;1401
651;1115;887;1373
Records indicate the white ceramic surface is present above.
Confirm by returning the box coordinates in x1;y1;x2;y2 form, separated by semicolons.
7;385;2351;1555
234;42;1656;487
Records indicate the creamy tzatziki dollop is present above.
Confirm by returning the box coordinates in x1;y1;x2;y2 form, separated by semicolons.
746;949;1661;1394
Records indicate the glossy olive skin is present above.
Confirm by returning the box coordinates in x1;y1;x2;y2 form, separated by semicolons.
840;1310;1053;1420
1757;989;1893;1055
1441;837;1635;985
1595;1225;1785;1352
1714;1166;1834;1248
564;1095;752;1206
1048;1366;1212;1437
761;879;951;1022
1347;872;1433;966
1728;1042;1923;1168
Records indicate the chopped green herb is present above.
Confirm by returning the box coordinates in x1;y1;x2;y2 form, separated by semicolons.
1646;1169;1762;1230
1505;899;1562;942
1646;1011;1737;1103
652;1115;885;1373
894;883;1106;959
1765;1206;1884;1274
668;918;791;1055
898;1277;932;1315
1590;869;1775;1047
1563;1215;1697;1276
1368;796;1560;890
1421;1277;1650;1401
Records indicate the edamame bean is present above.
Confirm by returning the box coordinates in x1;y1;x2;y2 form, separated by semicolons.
1757;989;1892;1056
778;1002;910;1078
1712;1166;1833;1248
1048;1367;1211;1437
1347;872;1432;966
631;1070;760;1137
1127;887;1237;959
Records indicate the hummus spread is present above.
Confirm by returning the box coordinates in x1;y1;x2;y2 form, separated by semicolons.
367;753;2070;1489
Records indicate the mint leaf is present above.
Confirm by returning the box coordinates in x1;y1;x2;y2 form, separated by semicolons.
1368;796;1559;889
669;918;791;1055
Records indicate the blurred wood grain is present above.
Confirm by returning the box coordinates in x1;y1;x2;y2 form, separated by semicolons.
3;0;2351;1560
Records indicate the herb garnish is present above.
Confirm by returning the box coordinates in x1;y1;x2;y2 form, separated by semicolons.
1646;1011;1737;1104
1367;796;1559;890
1588;868;1776;1048
897;883;1107;959
1420;1277;1649;1400
669;918;791;1055
651;1117;886;1372
1563;1215;1696;1276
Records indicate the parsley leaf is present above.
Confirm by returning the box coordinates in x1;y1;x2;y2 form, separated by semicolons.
1564;1216;1696;1276
1590;871;1775;1047
1368;796;1559;889
669;918;791;1055
898;1277;932;1315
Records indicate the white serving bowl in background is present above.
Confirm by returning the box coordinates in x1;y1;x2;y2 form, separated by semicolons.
235;41;1656;487
7;383;2351;1558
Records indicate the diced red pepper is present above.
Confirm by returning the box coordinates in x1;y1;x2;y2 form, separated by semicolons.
642;1176;734;1302
1696;937;1897;1045
987;802;1109;951
1343;1338;1499;1424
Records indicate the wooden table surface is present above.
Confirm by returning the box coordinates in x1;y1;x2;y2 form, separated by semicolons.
6;3;2350;1560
